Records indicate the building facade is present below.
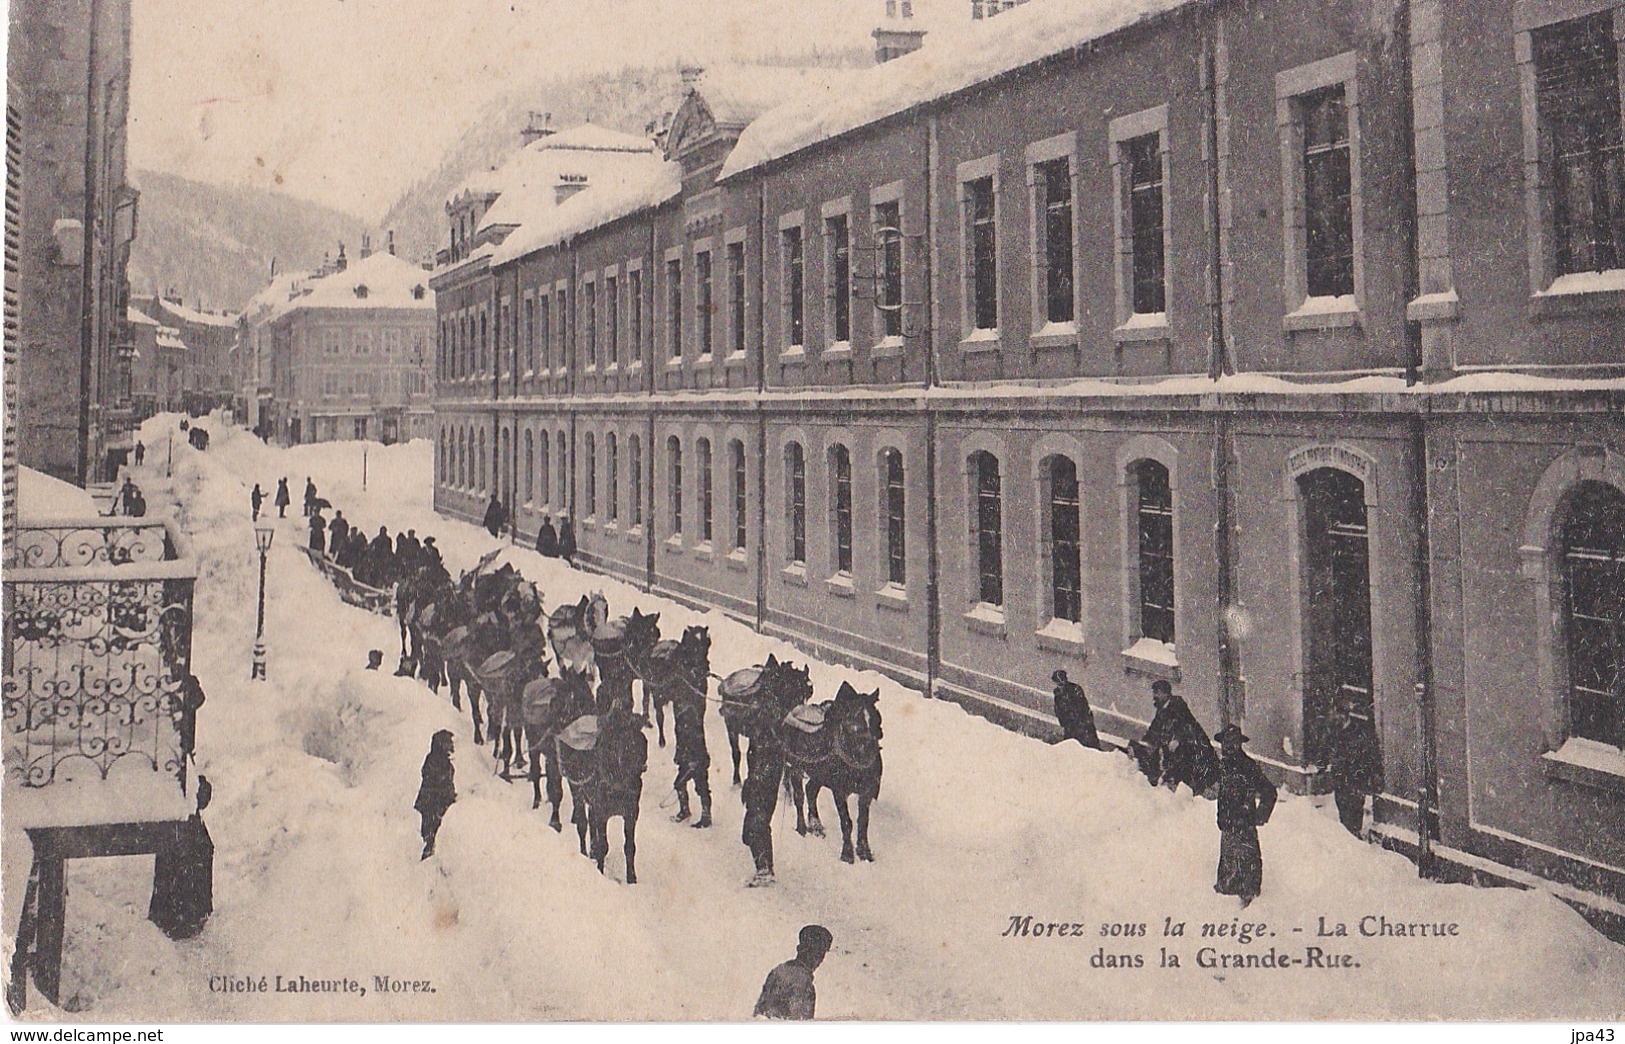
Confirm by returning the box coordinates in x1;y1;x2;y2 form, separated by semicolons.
7;0;139;485
433;0;1625;924
250;247;436;445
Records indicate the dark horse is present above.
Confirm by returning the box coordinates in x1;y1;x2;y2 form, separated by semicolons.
522;667;594;832
720;655;813;884
556;706;649;883
643;624;712;826
784;681;883;863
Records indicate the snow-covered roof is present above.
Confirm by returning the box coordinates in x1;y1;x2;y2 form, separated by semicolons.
127;306;159;327
243;269;315;318
488;161;683;268
694;65;851;129
17;466;99;521
448;122;656;211
279;251;435;315
156;298;239;328
721;0;1193;179
476;132;663;237
156;327;186;350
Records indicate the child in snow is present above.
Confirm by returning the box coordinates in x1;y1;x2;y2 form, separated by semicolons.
415;730;456;859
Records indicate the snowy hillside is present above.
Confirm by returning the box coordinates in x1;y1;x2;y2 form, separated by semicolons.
7;415;1620;1021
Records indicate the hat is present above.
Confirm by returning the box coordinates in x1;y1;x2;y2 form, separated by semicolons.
798;924;834;955
1213;723;1249;744
1051;669;1068;684
1151;679;1174;699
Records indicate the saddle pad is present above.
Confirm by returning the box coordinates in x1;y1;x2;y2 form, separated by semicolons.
719;667;763;701
522;677;556;706
784;703;827;734
477;649;516;679
443;625;471;655
649;639;681;663
417;603;437;628
558;714;600;752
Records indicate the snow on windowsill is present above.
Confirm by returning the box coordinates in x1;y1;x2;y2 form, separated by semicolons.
4;769;194;830
1283;295;1360;332
1121;637;1179;679
1538;270;1625;297
824;342;853;359
964;602;1007;637
781;563;809;587
1036;617;1087;658
1113;312;1169;342
873;335;905;356
1031;321;1078;346
875;582;909;611
1542;738;1625;795
824;572;856;598
779;345;807;361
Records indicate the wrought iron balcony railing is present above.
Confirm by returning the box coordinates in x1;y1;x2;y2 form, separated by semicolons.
3;517;198;827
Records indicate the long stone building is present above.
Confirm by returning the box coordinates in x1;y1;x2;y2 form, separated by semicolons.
431;0;1625;926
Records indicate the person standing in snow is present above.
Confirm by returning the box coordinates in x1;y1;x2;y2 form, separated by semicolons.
274;477;291;518
741;726;786;886
414;730;457;859
558;517;577;565
1327;692;1381;837
484;494;509;539
303;477;318;518
1051;669;1100;750
134;441;145;467
330;510;350;553
535;515;559;558
1213;724;1277;908
250;483;265;521
1133;680;1219;794
368;526;396;588
308;509;327;554
754;924;833;1020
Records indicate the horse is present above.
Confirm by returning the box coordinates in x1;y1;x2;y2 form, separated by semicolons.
720;655;814;884
645;625;712;826
784;681;884;863
523;667;594;832
557;707;649;882
621;607;667;746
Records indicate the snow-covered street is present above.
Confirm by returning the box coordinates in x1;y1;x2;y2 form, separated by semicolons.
12;415;1622;1021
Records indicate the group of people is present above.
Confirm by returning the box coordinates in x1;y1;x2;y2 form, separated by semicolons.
479;493;578;564
1051;670;1380;908
116;475;148;517
305;497;440;593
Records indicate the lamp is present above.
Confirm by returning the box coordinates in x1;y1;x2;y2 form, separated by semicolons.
252;523;275;679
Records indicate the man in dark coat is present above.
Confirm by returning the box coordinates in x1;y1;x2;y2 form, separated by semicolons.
421;536;443;571
303;478;318;518
415;730;456;859
274;478;291;518
671;674;713;828
134;441;145;466
535;516;559;557
329;511;350;552
308;509;327;554
741;727;785;886
1052;669;1100;749
558;517;577;564
754;924;833;1020
1327;693;1381;837
1134;680;1219;794
250;483;264;521
148;776;214;940
483;495;508;539
1213;724;1277;908
368;526;395;588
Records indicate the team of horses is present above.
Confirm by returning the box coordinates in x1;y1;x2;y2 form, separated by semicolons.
374;548;885;883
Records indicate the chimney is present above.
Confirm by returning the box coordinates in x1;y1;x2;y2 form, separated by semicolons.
387;230;396;256
873;0;926;64
335;242;348;272
360;232;373;260
554;173;589;206
520;111;555;148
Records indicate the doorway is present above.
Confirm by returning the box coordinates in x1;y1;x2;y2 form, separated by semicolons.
1299;467;1374;770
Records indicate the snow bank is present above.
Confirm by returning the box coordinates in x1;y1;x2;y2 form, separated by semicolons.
17;466;99;521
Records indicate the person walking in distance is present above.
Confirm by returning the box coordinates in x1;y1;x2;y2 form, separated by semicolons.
308;508;327;554
1212;724;1277;908
1327;692;1381;838
274;477;291;518
535;515;559;558
558;516;577;565
250;483;265;522
303;477;318;518
414;730;456;859
1051;669;1100;749
134;441;145;467
754;925;834;1020
483;494;509;539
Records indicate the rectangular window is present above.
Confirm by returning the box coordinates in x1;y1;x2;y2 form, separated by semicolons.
832;445;853;574
538;297;551;372
826;214;851;343
1136;460;1176;644
1049;457;1082;623
607;435;618;522
1126;135;1166;315
583;282;597;369
557;431;568;505
884;450;906;586
732;440;748;552
1536;13;1625;276
524;296;536;373
585;433;596;518
699;438;713;543
605;275;619;367
1302;86;1355;297
630;437;643;526
555;291;569;371
783;227;805;347
1039;158;1075;324
666;259;683;359
966;177;998;330
728;242;746;355
788;443;806;565
875;201;903;339
628;268;643;364
696;251;713;358
974;452;1003;607
669;437;683;536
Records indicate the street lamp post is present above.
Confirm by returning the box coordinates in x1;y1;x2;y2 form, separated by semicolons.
252;522;275;680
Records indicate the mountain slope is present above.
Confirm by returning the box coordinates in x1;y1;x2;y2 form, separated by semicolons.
128;169;371;313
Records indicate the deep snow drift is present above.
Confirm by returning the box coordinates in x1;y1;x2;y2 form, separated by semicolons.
7;415;1622;1021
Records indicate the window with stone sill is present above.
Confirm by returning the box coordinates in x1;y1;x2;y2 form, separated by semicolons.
786;441;807;566
1562;480;1625;749
1536;12;1625;282
971;450;1004;608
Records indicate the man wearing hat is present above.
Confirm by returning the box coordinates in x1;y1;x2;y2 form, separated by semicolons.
1213;723;1277;907
1327;693;1381;837
414;730;457;860
754;924;834;1019
1134;680;1219;794
1051;669;1100;749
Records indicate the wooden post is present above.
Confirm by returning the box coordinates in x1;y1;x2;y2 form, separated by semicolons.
32;853;66;1007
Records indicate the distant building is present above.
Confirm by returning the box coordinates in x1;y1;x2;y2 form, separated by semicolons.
971;0;1028;16
7;0;139;486
137;293;239;416
251;245;436;445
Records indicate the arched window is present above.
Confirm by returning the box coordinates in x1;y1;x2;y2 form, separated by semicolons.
731;439;748;552
477;428;487;494
786;442;806;565
1132;459;1175;644
1563;481;1625;747
557;431;568;508
607;433;619;523
830;444;853;575
457;428;466;489
698;438;714;543
971;451;1003;606
629;436;643;526
539;432;550;508
524;431;534;503
585;432;597;518
1047;456;1082;623
500;427;511;503
668;436;683;537
882;448;906;586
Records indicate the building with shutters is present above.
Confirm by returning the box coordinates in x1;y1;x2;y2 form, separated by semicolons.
432;0;1625;926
